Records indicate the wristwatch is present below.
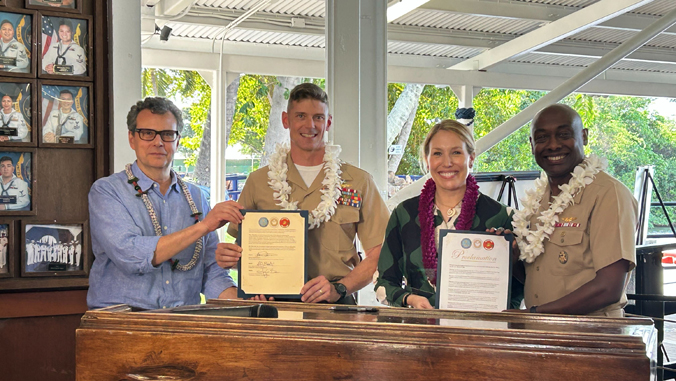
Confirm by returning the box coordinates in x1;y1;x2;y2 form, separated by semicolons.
331;282;348;301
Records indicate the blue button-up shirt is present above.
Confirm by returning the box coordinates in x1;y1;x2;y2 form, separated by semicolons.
87;162;235;309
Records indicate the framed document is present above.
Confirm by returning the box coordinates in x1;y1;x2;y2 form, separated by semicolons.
436;230;512;312
237;210;308;300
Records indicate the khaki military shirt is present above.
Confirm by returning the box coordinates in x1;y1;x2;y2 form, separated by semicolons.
228;153;389;281
524;171;637;316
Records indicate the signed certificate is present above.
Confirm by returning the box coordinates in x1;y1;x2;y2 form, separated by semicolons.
237;210;308;299
436;231;512;312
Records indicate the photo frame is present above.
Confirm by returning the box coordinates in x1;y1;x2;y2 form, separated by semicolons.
0;9;37;78
38;12;91;80
38;80;91;147
0;78;37;146
0;220;15;278
26;0;82;14
21;220;88;277
0;148;35;215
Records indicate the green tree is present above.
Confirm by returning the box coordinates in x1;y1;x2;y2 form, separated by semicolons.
141;68;212;184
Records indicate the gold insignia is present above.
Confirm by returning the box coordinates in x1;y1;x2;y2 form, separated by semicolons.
558;251;568;264
561;217;577;222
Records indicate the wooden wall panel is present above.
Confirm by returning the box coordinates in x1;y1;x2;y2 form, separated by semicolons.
1;313;83;381
0;0;110;379
0;0;109;291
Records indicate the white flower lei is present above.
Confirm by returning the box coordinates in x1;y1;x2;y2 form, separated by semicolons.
512;154;607;263
267;143;343;229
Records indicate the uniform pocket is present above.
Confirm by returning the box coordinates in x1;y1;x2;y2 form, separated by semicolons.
334;207;360;251
548;229;587;276
549;229;583;247
320;206;360;252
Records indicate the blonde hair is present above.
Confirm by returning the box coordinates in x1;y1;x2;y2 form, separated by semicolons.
420;119;475;172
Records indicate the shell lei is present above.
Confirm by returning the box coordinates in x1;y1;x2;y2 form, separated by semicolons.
512;154;607;263
125;164;203;271
267;143;343;229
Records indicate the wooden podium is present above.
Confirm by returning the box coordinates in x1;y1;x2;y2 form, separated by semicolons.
76;300;657;380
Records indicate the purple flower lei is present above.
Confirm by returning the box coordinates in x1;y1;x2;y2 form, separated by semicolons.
419;174;479;284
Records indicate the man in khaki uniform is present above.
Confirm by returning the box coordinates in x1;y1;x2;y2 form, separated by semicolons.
224;83;389;304
512;104;637;316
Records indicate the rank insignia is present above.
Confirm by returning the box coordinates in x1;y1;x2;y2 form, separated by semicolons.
338;188;362;208
555;222;580;228
559;251;568;264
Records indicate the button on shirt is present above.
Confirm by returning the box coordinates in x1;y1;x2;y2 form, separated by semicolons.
523;171;637;316
87;162;235;309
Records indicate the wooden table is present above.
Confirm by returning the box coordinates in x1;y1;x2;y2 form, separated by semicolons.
76;300;657;380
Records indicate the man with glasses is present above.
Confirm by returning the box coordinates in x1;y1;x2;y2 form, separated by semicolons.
87;97;242;310
43;90;84;143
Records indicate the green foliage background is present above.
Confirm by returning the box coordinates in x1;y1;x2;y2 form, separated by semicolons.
143;69;676;233
142;68;211;169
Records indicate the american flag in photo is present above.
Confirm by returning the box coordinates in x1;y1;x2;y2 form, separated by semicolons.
42;16;57;58
41;85;62;127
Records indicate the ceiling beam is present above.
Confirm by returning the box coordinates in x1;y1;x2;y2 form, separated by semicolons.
157;0;193;16
387;0;432;22
449;0;655;71
421;0;676;34
167;13;676;66
143;38;676;98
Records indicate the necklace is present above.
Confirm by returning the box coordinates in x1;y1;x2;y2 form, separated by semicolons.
419;175;479;284
267;143;343;229
436;201;461;220
512;154;606;263
125;164;203;271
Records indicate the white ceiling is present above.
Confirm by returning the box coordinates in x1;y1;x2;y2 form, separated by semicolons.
142;0;676;97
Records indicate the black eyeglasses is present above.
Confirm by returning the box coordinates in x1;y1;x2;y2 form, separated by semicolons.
135;129;180;142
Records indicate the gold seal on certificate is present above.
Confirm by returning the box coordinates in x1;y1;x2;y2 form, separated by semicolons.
237;210;308;299
436;231;513;312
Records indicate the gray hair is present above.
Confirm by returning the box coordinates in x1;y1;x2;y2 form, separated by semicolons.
126;97;183;133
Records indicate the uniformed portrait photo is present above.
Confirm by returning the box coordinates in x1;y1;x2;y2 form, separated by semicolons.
0;12;32;74
23;223;83;275
0;151;31;212
0;81;32;144
27;0;78;11
40;15;88;76
40;84;89;145
0;224;9;275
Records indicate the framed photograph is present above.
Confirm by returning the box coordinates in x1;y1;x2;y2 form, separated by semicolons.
26;0;81;14
39;80;91;147
0;220;14;278
0;79;36;145
0;10;36;78
0;148;35;215
38;13;91;79
21;220;88;277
